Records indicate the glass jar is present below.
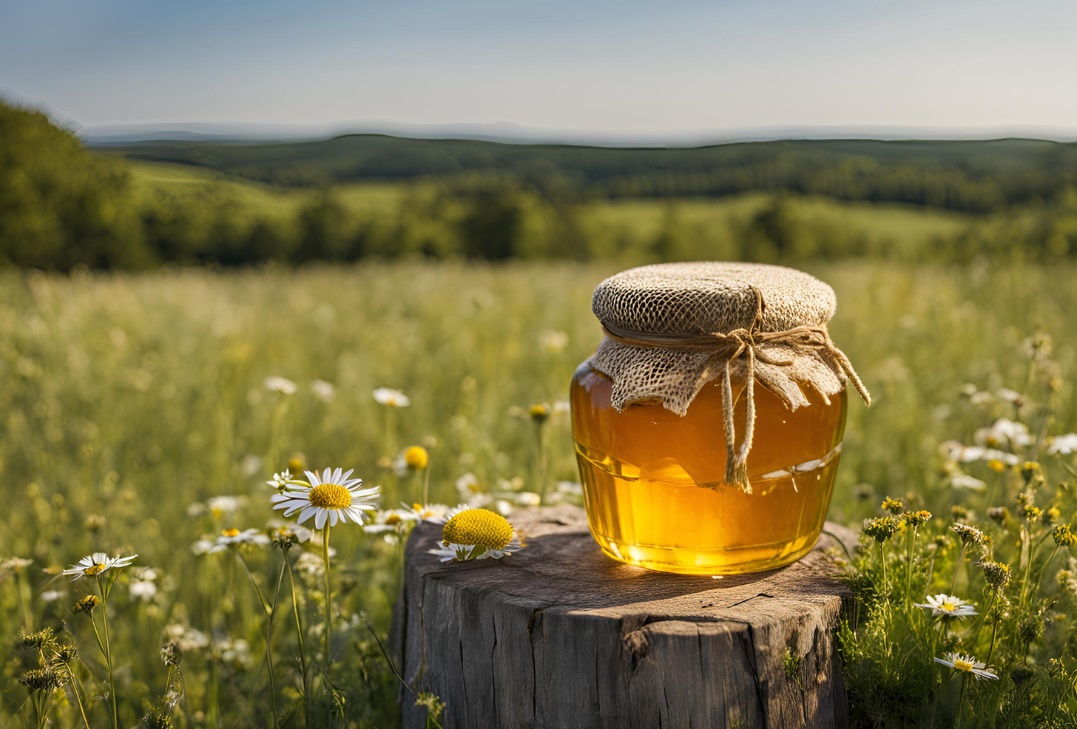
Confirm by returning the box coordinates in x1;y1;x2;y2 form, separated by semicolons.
571;262;866;575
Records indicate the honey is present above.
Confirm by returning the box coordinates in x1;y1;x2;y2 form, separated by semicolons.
571;361;847;575
573;261;868;575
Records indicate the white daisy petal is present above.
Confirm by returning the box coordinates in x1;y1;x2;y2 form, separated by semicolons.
63;552;137;580
266;466;380;532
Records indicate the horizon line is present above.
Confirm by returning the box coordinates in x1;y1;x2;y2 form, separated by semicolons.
77;119;1077;148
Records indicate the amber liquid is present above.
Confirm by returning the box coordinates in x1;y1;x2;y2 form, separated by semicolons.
571;361;847;575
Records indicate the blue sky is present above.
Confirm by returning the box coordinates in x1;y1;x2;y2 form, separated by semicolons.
2;0;1076;134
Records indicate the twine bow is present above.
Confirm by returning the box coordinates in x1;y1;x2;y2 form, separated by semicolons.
600;288;870;492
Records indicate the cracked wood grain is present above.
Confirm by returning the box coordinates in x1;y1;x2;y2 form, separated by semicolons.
394;505;855;729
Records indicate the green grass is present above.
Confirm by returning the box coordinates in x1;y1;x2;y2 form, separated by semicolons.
1;260;1075;727
128;160;409;222
582;194;971;260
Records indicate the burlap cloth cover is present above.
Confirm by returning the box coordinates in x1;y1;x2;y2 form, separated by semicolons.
590;261;870;492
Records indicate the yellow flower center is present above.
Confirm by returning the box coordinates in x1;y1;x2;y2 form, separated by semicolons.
953;658;974;672
941;600;958;612
529;403;550;422
222;528;240;538
443;509;514;550
309;483;352;510
84;564;106;576
386;514;401;525
404;446;429;470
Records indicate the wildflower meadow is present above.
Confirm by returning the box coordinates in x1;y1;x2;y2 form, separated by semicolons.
2;259;1076;727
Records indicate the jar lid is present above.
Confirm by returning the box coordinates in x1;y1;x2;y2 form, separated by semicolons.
592;262;836;338
588;261;869;493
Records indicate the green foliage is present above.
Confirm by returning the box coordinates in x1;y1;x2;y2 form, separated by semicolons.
0;102;152;269
295;190;353;262
837;337;1077;728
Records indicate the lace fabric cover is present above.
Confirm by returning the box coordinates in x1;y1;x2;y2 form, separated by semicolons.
591;262;852;417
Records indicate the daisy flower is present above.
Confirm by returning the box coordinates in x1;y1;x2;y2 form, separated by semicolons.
311;379;336;402
266;470;294;490
373;387;410;408
938;441;1020;465
265;376;297;395
915;593;978;618
208;528;270;553
406;502;452;523
949;473;987;491
1047;433;1077;456
271;468;379;530
295;551;327;576
363;508;418;540
267;522;313;548
63;552;137;581
207;495;244;519
129;579;158;601
933;653;998;680
429;506;524;562
0;557;33;580
974;418;1033;448
538;329;569;353
514;491;542;507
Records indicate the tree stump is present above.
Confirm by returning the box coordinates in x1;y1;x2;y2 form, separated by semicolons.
395;505;856;729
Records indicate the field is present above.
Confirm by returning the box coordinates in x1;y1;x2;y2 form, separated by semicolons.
2;260;1076;726
127;158;976;264
127;162;408;224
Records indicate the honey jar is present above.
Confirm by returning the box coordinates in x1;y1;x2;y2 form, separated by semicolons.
570;262;869;575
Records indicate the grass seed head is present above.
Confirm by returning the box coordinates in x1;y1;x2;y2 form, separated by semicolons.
902;510;932;529
19;668;61;692
1053;524;1077;548
952;523;989;547
987;506;1010;524
881;497;904;515
862;516;899;543
20;626;57;650
980;560;1013;591
72;594;100;615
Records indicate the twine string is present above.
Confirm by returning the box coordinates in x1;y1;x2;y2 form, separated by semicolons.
599;287;870;491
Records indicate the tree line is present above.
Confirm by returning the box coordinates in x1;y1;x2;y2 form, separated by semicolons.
110;134;1077;214
3;99;1077;270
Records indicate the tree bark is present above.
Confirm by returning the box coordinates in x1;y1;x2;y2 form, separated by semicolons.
396;505;856;729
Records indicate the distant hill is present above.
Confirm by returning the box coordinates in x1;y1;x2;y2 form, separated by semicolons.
6;94;1077;271
97;135;1077;212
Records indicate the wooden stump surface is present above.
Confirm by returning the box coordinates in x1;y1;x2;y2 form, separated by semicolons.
395;505;856;729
